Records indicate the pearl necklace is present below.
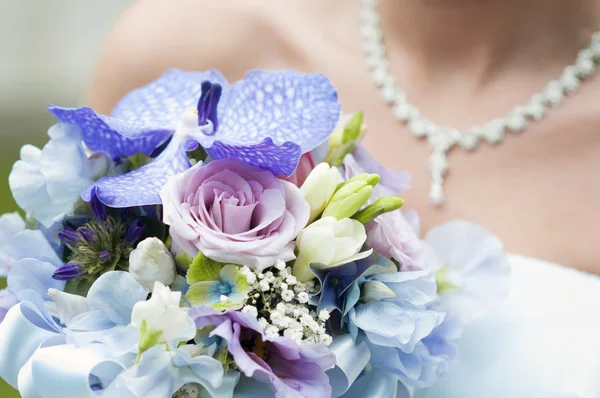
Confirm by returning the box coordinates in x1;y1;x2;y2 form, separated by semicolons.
360;0;600;205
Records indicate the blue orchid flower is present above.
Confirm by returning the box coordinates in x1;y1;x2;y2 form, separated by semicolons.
49;69;341;207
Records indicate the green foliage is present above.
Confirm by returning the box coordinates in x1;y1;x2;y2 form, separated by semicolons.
187;146;208;165
324;111;365;166
353;196;405;224
140;215;167;242
187;252;226;284
64;276;95;297
174;252;193;270
126;153;153;172
137;319;163;361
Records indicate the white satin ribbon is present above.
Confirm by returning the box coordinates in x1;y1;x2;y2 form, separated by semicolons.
0;302;58;387
0;302;126;398
327;334;372;397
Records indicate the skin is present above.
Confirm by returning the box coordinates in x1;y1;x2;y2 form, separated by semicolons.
86;0;600;273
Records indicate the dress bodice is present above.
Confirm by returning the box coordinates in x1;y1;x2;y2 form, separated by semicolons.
416;254;600;398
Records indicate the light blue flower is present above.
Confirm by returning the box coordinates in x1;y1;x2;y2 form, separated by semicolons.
0;212;27;276
8;123;100;227
364;310;462;389
1;213;66;320
186;264;249;310
103;344;238;398
421;220;511;324
312;253;445;389
340;370;411;398
63;271;148;352
49;69;341;207
0;271;148;392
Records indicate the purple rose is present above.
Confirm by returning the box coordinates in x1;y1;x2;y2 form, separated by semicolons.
160;158;310;270
189;307;335;398
365;210;425;271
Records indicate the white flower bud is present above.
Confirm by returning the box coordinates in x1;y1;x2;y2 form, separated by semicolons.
128;237;176;292
319;310;330;321
242;305;258;317
282;290;294;302
246;272;257;284
265;325;279;339
258;317;268;329
293;217;373;282
259;280;270;292
297;292;310;304
300;163;343;223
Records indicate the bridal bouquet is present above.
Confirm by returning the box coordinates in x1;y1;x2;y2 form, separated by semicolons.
0;70;510;398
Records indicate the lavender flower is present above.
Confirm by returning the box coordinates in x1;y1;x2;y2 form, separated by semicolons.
52;263;84;281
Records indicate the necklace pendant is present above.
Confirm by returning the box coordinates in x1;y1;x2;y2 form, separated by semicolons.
429;180;445;206
427;148;449;206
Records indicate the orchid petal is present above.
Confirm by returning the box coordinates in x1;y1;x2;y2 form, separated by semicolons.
196;70;340;176
112;69;229;124
48;105;172;160
82;140;191;207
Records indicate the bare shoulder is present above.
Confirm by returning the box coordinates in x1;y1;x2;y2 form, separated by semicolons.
85;0;290;113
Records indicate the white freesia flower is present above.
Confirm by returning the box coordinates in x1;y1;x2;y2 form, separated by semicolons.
300;163;342;222
293;216;373;281
131;281;195;345
129;237;176;291
9;124;97;228
47;288;89;325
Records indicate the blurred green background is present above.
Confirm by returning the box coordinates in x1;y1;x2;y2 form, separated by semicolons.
0;1;132;395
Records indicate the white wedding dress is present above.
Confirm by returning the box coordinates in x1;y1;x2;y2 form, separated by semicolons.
416;254;600;398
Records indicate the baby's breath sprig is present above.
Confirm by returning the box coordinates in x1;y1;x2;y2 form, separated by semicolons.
239;262;332;345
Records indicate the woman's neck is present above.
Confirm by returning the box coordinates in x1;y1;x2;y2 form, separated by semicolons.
379;0;600;80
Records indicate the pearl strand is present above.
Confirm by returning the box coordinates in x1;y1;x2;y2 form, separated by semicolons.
360;0;600;205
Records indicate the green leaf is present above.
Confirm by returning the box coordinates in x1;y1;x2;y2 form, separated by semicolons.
215;344;235;372
187;252;226;284
127;153;153;172
174;252;193;270
64;276;95;297
187;146;208;164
